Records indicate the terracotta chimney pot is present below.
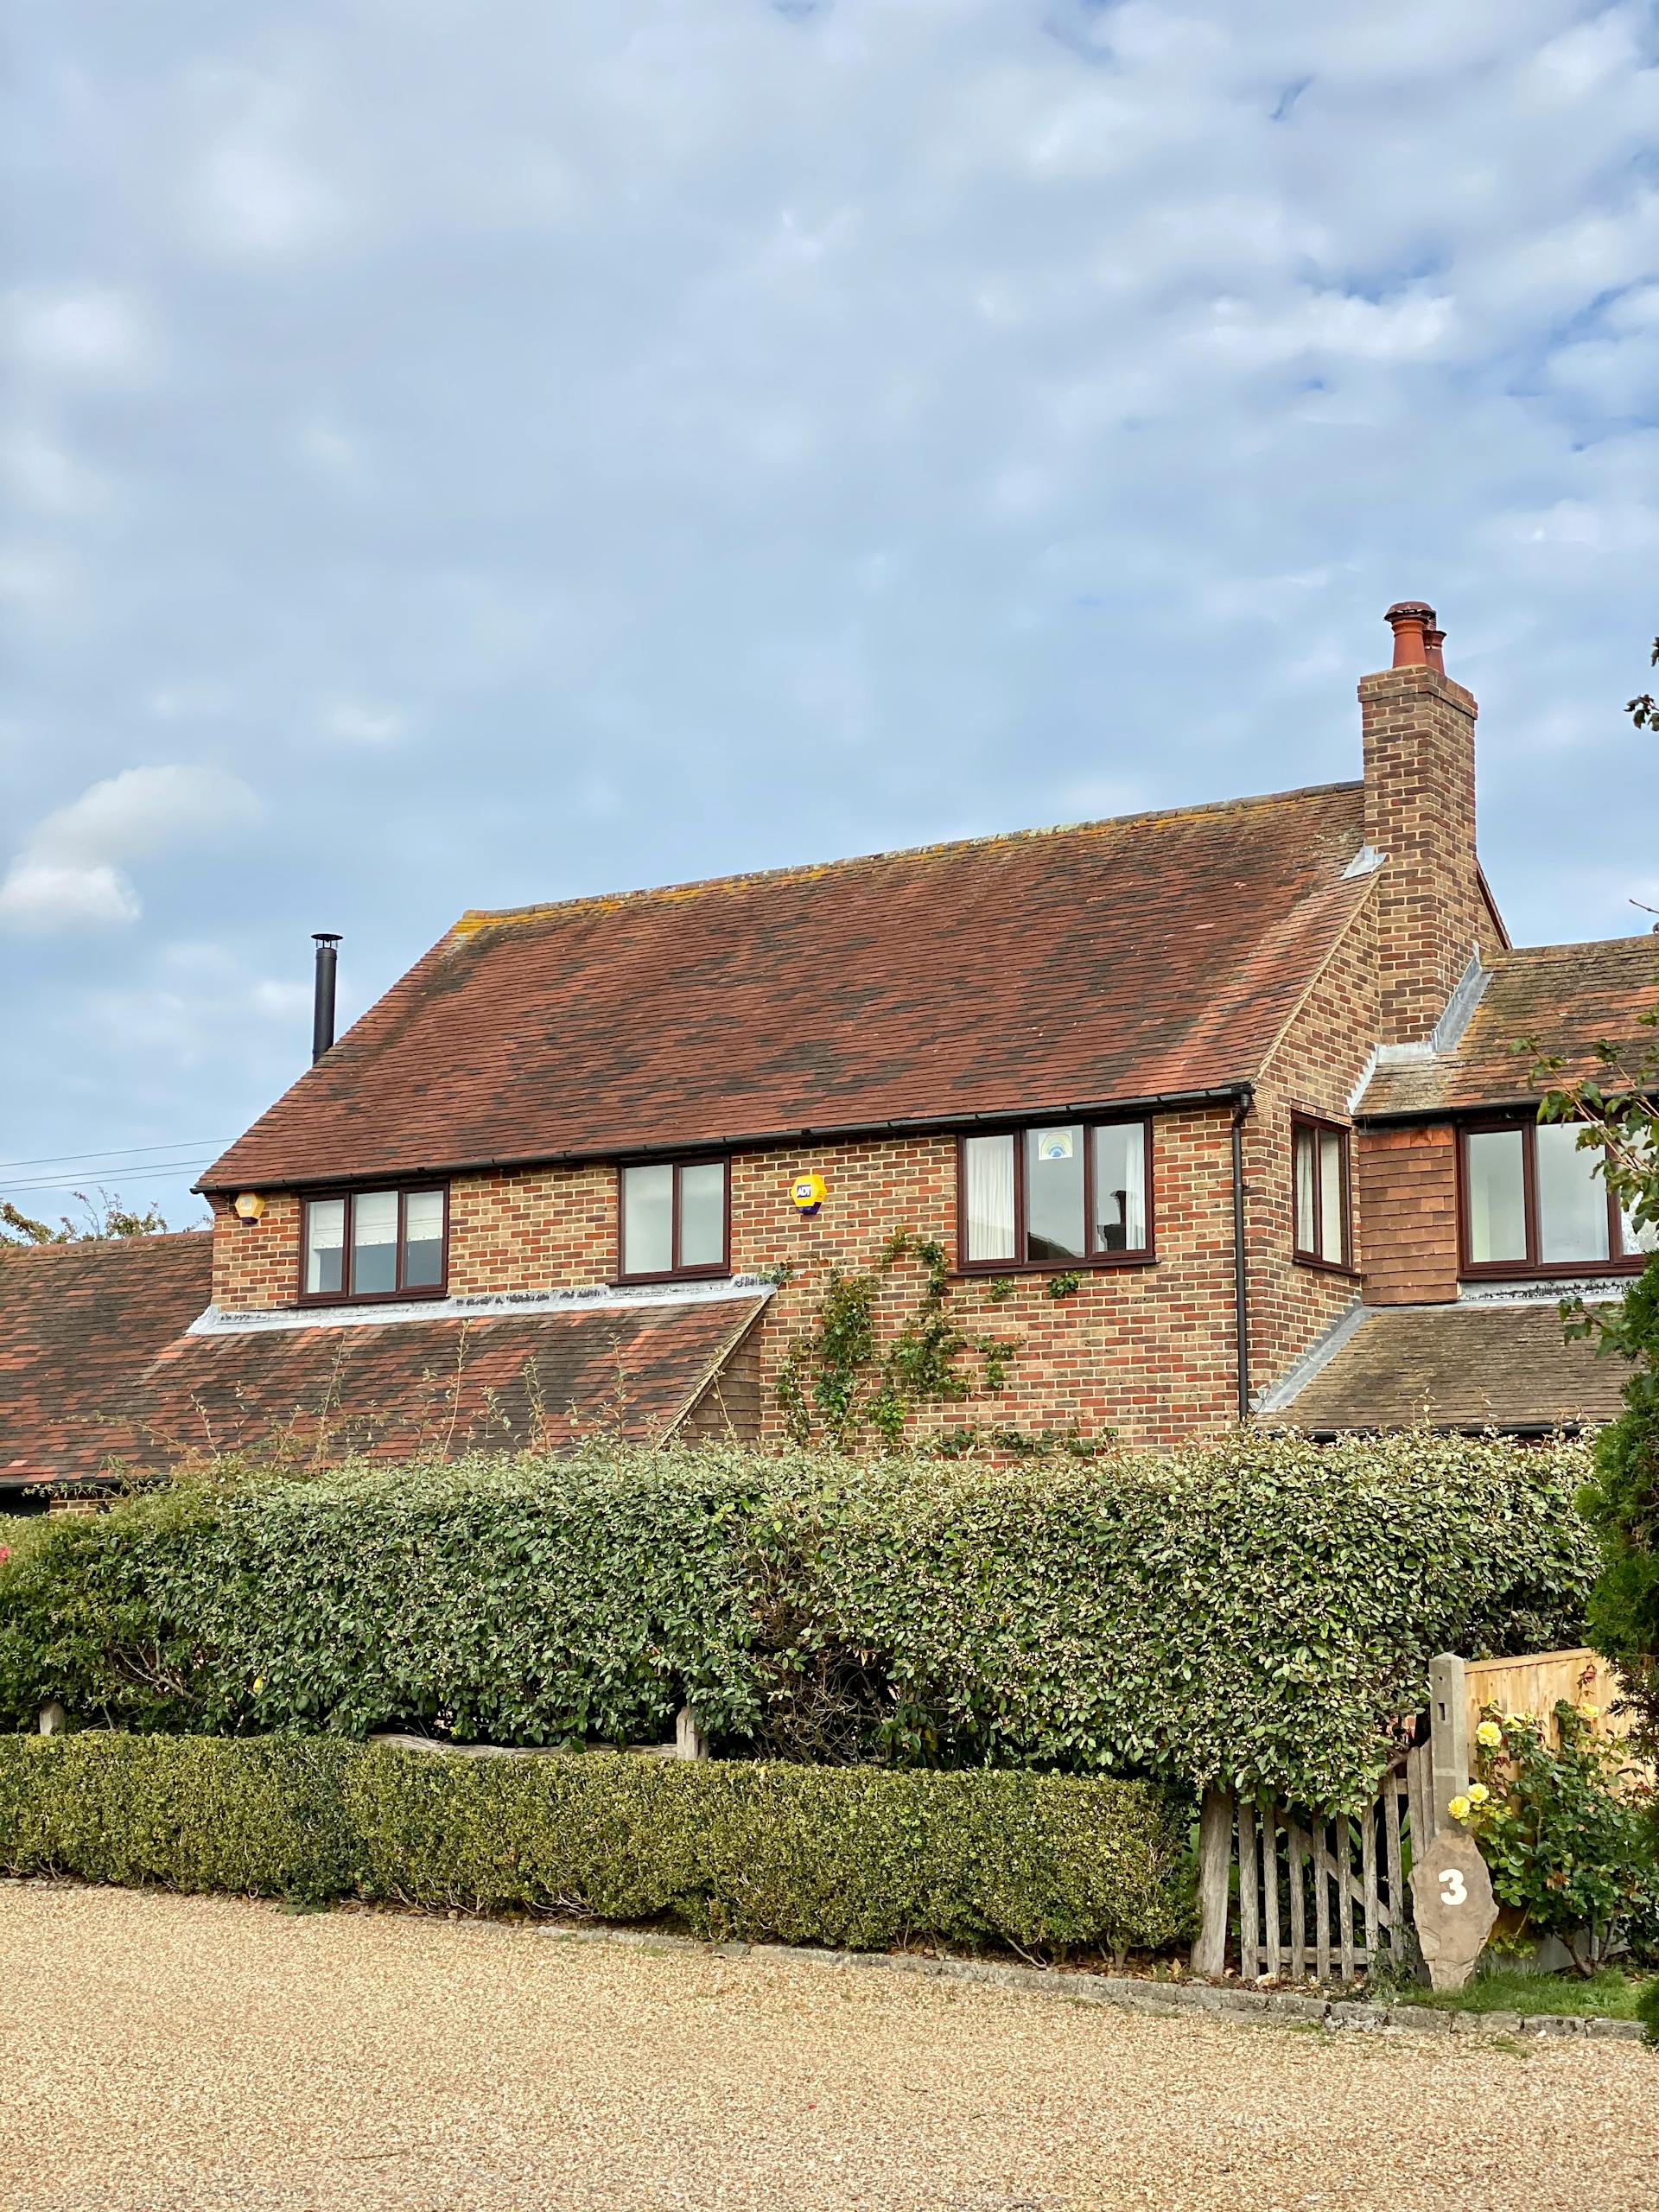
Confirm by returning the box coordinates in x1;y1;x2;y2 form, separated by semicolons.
1385;601;1437;670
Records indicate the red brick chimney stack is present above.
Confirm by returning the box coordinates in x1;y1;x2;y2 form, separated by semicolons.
1360;601;1484;1047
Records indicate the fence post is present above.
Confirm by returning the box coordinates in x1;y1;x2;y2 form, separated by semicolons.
674;1704;709;1759
1428;1652;1469;1828
1191;1783;1234;1979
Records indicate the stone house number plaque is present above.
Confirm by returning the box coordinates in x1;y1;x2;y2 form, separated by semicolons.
1408;1832;1498;1993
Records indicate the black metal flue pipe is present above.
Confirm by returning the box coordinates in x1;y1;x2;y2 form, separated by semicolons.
311;933;342;1063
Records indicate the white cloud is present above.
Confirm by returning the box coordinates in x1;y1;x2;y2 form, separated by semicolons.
183;72;354;259
0;766;264;932
320;698;408;744
0;426;111;516
79;942;312;1064
1;286;158;382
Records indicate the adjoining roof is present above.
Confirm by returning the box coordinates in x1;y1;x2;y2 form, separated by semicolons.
1359;937;1659;1120
202;781;1370;1192
0;1234;765;1488
1265;1299;1628;1434
0;1233;213;1484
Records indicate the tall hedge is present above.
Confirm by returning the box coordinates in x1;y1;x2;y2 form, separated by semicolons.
0;1433;1597;1807
0;1734;1191;1955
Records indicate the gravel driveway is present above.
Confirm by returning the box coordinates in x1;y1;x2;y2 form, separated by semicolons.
3;1883;1654;2212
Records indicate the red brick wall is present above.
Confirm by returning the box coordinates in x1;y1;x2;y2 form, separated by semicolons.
209;1191;302;1309
1245;894;1376;1399
207;1111;1249;1449
1360;665;1483;1046
448;1165;614;1294
733;1111;1243;1452
1355;1124;1459;1305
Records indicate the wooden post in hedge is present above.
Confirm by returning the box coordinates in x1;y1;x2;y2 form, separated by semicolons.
1191;1783;1234;1979
1428;1652;1469;1827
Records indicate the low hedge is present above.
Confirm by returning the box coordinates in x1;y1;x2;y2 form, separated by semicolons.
0;1433;1599;1805
0;1734;1192;1954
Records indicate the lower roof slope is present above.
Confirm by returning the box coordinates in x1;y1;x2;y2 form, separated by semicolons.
0;1233;213;1483
1;1233;764;1487
204;780;1370;1191
1268;1300;1627;1435
1361;936;1659;1119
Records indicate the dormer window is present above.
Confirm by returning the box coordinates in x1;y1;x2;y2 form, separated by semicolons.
619;1158;729;1281
1461;1120;1654;1276
302;1186;448;1302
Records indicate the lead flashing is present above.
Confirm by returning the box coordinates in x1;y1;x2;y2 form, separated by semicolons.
188;1277;776;1338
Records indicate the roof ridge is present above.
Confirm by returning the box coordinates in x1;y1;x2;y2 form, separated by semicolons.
0;1228;210;1262
1494;936;1659;962
453;778;1364;938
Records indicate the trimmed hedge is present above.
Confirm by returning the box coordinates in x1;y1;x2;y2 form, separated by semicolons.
0;1433;1599;1806
0;1734;1192;1954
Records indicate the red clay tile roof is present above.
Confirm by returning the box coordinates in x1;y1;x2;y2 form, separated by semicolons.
0;1232;213;1484
1;1230;766;1485
1268;1300;1627;1433
1360;938;1659;1119
204;782;1371;1190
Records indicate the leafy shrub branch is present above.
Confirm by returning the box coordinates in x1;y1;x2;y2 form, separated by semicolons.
0;1433;1599;1807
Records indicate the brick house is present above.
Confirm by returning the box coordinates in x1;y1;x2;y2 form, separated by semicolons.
3;602;1653;1503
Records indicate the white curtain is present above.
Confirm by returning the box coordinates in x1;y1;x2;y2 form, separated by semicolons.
965;1135;1015;1262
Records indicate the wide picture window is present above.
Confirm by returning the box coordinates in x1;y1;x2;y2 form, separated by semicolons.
961;1121;1150;1268
1463;1121;1656;1274
302;1187;447;1301
620;1158;728;1280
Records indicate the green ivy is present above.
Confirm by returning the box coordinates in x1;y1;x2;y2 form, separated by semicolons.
0;1433;1599;1808
1046;1272;1082;1300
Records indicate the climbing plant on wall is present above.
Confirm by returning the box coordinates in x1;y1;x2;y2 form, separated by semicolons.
774;1230;1020;1449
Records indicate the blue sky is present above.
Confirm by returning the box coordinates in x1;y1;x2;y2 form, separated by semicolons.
3;0;1657;1227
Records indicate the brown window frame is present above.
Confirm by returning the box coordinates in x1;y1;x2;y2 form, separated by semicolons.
955;1116;1155;1274
297;1184;450;1306
1458;1116;1649;1280
617;1156;732;1284
1290;1113;1353;1273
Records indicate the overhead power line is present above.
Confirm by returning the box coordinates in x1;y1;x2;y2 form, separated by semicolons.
0;1137;232;1175
1;1162;213;1198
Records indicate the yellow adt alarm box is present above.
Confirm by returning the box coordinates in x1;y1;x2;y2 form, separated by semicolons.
791;1171;827;1215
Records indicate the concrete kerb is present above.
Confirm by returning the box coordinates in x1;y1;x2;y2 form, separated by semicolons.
531;1922;1650;2042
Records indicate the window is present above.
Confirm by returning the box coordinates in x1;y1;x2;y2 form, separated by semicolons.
1291;1116;1351;1269
302;1186;447;1302
1460;1120;1655;1275
959;1120;1151;1269
619;1158;728;1280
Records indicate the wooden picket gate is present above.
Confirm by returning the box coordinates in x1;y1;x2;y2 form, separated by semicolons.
1194;1740;1439;1986
1230;1745;1434;1983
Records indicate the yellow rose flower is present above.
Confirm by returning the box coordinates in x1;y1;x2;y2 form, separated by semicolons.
1467;1783;1490;1805
1447;1796;1471;1822
1475;1719;1503;1749
1575;1701;1599;1724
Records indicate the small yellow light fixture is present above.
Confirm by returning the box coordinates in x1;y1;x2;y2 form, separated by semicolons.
233;1192;267;1223
790;1172;826;1217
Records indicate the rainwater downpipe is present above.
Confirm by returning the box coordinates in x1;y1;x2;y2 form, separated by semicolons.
1231;1088;1253;1422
